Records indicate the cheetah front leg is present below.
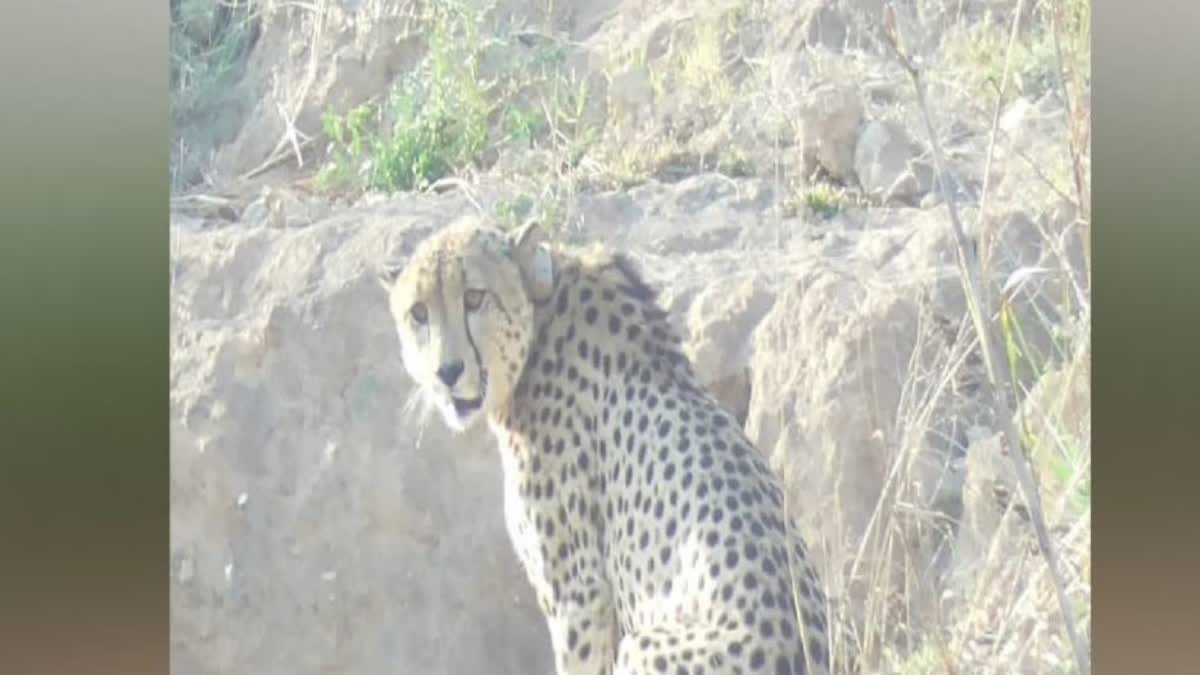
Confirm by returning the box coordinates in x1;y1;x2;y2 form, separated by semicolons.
543;574;619;675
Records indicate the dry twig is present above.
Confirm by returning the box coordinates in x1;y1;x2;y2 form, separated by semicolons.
977;0;1030;282
880;5;1090;674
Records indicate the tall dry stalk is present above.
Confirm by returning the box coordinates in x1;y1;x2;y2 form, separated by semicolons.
879;4;1090;674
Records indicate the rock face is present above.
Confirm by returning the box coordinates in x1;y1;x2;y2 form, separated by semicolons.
854;120;934;205
170;193;555;675
171;172;1088;673
796;83;865;185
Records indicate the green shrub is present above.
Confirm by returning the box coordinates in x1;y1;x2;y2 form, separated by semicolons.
318;0;489;193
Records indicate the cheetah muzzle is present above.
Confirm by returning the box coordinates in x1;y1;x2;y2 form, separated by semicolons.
452;394;483;419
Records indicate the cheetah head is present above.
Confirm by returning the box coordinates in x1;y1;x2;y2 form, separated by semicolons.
382;217;556;431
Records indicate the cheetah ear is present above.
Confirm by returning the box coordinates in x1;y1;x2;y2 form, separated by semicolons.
509;220;555;303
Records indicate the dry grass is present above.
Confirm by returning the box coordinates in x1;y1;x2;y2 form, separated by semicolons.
828;2;1091;673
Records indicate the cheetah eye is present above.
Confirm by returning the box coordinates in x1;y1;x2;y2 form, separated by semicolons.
409;302;429;325
464;289;486;311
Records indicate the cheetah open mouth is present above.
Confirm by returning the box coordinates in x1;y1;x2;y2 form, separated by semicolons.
451;396;483;418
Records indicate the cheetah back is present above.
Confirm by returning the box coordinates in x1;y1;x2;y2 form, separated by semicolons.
492;249;831;675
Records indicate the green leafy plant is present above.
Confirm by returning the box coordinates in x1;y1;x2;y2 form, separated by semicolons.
318;0;490;193
803;182;847;218
494;193;537;228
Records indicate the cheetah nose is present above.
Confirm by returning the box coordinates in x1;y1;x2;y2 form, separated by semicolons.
436;360;465;387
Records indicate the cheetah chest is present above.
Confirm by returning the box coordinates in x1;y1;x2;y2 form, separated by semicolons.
491;423;565;603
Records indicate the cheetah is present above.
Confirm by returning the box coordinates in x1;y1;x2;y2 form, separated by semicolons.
382;217;832;675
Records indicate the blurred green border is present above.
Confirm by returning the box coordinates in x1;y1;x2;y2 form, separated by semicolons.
0;1;169;672
1088;3;1200;672
0;1;1197;673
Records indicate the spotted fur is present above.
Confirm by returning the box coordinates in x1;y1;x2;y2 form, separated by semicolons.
384;217;831;675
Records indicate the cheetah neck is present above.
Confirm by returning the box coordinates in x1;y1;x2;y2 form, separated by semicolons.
490;250;699;458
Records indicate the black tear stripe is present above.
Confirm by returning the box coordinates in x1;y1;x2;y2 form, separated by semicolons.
491;290;515;326
460;266;485;377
